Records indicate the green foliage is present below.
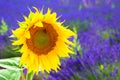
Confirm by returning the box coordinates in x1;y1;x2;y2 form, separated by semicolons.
2;45;21;58
0;57;22;80
73;26;82;56
0;57;21;71
0;20;8;35
0;69;21;80
65;19;89;32
98;29;114;40
98;28;120;45
102;63;120;80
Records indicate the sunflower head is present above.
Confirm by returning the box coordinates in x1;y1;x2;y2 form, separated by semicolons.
12;7;76;74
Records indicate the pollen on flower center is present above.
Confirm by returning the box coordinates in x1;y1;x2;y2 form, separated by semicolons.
33;30;49;47
26;22;58;55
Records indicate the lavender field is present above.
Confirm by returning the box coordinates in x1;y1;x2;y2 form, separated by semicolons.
0;0;120;80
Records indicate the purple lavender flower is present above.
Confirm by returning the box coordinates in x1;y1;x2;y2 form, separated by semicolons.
0;0;120;80
1;0;119;30
0;36;4;50
45;28;120;80
42;1;120;79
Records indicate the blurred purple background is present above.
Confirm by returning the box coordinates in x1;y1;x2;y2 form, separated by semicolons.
0;0;119;29
0;0;120;79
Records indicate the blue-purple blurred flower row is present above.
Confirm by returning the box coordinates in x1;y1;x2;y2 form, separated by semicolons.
0;0;120;80
1;0;119;29
45;27;120;80
43;0;120;80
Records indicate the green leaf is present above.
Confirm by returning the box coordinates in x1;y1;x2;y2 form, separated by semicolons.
0;19;8;35
0;57;21;71
0;69;21;80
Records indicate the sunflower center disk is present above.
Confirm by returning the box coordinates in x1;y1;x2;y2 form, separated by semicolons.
26;22;58;55
33;31;49;47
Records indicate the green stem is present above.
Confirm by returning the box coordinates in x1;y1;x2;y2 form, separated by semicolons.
26;71;34;80
21;70;24;80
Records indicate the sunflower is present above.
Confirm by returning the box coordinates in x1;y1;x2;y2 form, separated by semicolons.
12;7;75;73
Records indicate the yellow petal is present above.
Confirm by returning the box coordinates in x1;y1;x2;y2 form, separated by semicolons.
12;28;24;38
12;37;25;45
58;26;76;38
39;55;50;73
47;8;51;14
47;52;60;72
44;8;51;18
23;16;29;22
50;12;57;22
25;31;30;39
34;21;43;27
28;10;34;20
55;38;74;57
20;43;28;53
18;21;27;29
